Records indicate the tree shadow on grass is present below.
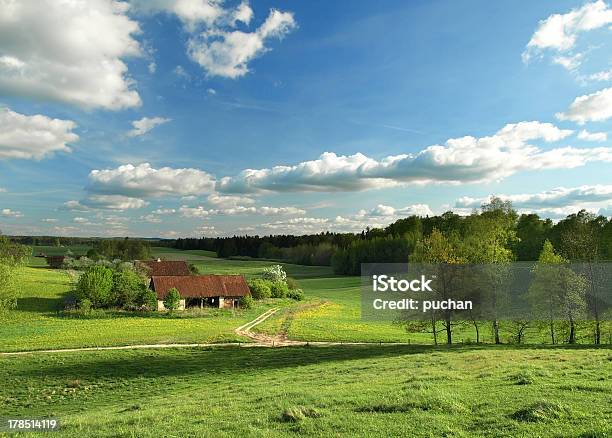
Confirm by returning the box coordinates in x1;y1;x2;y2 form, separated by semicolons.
9;344;608;382
16;297;64;313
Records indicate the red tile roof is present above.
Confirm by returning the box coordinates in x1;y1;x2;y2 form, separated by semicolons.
139;260;191;276
150;275;250;299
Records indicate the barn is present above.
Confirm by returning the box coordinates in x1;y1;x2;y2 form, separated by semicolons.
150;275;250;311
137;259;191;277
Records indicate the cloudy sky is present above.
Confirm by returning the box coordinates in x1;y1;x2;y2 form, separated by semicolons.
1;0;612;237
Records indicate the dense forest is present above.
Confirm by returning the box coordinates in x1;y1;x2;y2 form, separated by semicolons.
169;198;612;274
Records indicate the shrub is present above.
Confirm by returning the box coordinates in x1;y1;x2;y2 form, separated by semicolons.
76;265;114;308
270;281;289;298
0;262;18;311
261;265;287;283
189;263;199;274
286;277;300;290
79;298;92;312
248;279;272;299
163;287;181;311
136;288;158;311
287;289;305;301
239;295;254;309
111;269;143;308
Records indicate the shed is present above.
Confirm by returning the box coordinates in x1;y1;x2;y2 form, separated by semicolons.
46;255;65;269
150;275;250;310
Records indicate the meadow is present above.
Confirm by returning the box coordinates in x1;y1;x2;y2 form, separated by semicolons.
1;345;610;437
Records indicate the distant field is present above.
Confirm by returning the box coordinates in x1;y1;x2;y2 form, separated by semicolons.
1;345;610;437
0;266;285;352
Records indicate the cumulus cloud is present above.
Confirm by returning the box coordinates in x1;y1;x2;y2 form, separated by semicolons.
556;87;612;124
1;208;22;218
187;8;296;78
206;194;255;208
523;0;612;66
456;185;612;218
127;116;171;137
218;121;612;194
88;163;215;199
132;1;295;78
0;0;142;110
356;204;434;218
179;204;304;218
82;194;148;210
578;129;608;141
41;218;58;223
0;107;78;160
152;208;176;215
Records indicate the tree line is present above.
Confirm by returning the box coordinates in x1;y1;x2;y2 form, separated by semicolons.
167;199;612;274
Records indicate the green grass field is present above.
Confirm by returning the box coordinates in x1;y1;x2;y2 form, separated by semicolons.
1;346;610;437
3;247;611;436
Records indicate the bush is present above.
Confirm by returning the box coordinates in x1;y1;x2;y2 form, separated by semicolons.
261;265;287;283
286;277;300;290
248;279;272;299
136;288;158;311
79;298;92;312
270;281;289;298
0;262;18;311
287;289;304;301
239;295;254;309
163;287;181;311
111;269;143;308
76;265;114;308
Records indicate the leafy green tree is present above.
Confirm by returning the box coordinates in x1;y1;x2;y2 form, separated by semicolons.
76;265;114;308
111;269;143;308
261;265;287;283
270;281;289;298
527;240;587;344
410;229;467;345
163;287;181;311
248;279;272;299
136;288;158;310
515;214;552;261
464;198;518;344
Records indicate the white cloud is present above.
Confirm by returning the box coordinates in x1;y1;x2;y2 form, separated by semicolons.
456;185;612;218
523;1;612;62
207;88;217;95
187;8;296;78
88;163;215;198
218;121;609;194
73;217;89;224
82;194;148;210
0;107;78;160
0;0;142;110
148;62;157;74
556;87;612;124
206;194;254;208
132;1;295;79
153;208;176;215
41;218;58;223
587;69;612;81
0;187;5;192
179;204;304;217
60;200;90;212
141;213;162;223
173;65;191;79
552;53;583;71
578;129;608;141
1;208;22;218
127;116;171;137
356;204;433;218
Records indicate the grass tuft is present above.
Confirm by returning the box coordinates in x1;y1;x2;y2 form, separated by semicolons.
279;406;321;422
511;401;571;422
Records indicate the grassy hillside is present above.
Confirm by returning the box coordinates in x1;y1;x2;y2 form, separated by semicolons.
0;266;279;352
1;345;610;437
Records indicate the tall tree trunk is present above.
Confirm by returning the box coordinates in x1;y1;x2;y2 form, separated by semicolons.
431;314;438;346
595;320;601;345
550;320;556;345
493;320;500;344
568;314;576;344
445;315;452;345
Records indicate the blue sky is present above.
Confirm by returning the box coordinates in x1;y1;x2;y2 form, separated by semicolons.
1;0;612;237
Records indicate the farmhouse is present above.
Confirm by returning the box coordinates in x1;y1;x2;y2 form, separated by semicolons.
137;259;191;277
150;275;250;311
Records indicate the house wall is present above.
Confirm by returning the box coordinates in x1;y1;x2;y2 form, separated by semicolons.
157;299;186;311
